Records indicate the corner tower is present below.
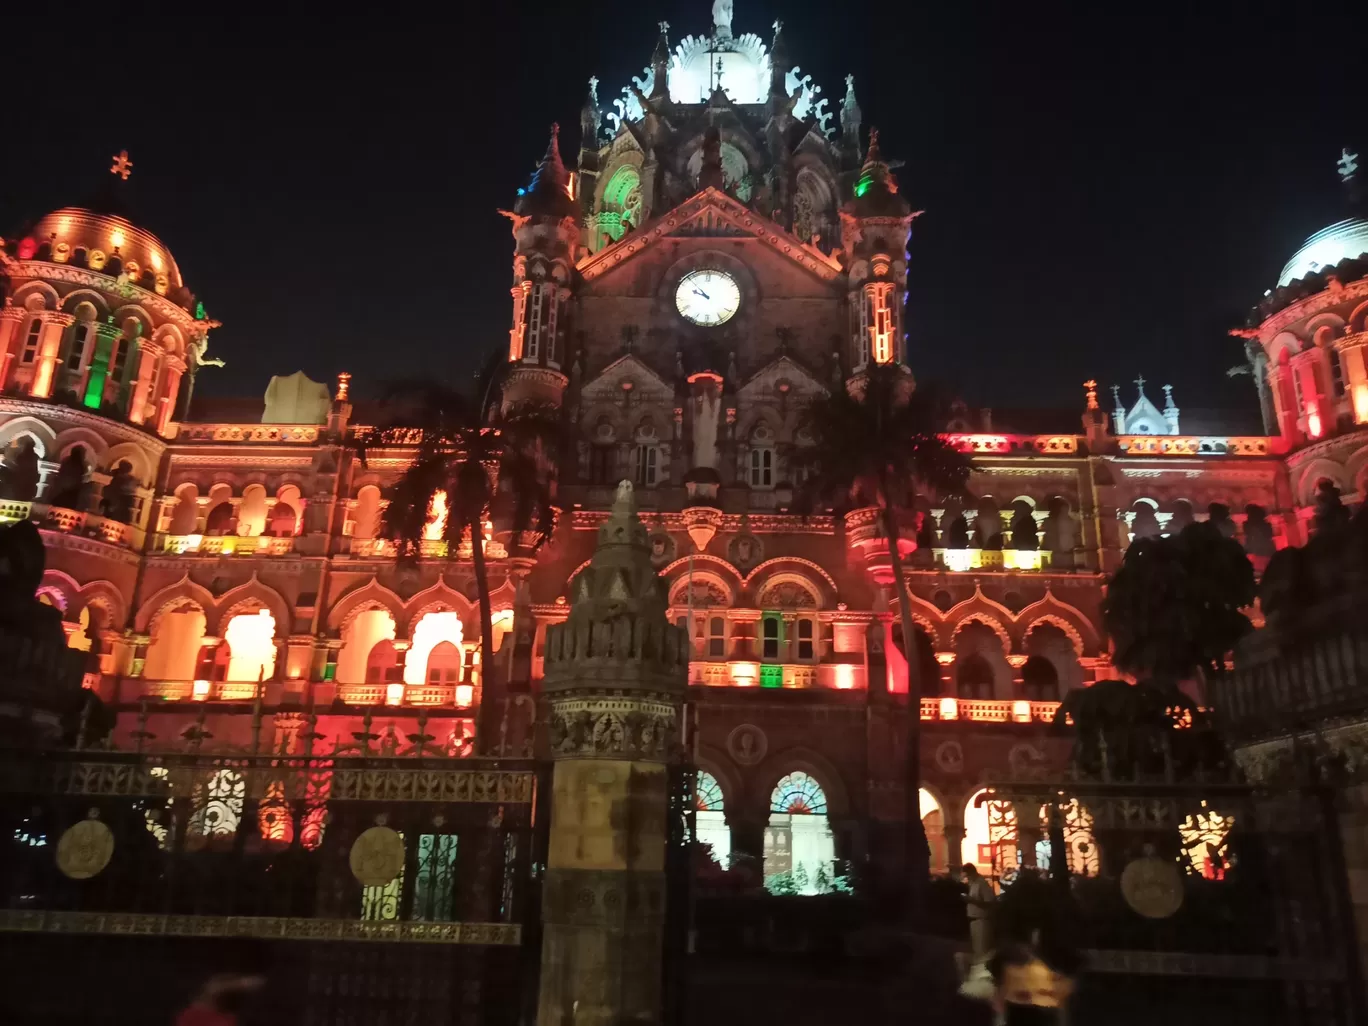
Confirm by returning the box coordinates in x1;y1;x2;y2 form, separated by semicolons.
501;125;578;411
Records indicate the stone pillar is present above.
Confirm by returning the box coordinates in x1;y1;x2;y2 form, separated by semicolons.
158;359;185;435
30;313;74;399
0;305;25;388
537;480;690;1026
126;342;160;424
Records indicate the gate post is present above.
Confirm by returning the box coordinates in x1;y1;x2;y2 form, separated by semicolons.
536;481;690;1026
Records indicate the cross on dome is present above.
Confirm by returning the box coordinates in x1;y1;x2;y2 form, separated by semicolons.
109;150;133;180
1338;147;1359;182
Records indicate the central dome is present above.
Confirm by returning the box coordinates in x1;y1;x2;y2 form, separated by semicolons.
1277;218;1368;287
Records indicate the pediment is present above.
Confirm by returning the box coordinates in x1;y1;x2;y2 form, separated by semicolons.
580;354;675;404
1124;395;1169;435
736;356;830;403
577;187;843;284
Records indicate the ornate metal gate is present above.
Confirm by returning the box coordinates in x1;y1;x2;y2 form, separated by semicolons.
0;746;545;1026
984;777;1364;1026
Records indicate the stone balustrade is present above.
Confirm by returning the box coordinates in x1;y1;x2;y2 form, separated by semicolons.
1117;435;1277;457
944;433;1080;455
170;423;321;444
919;695;1060;723
934;547;1052;571
0;500;142;549
158;533;296;556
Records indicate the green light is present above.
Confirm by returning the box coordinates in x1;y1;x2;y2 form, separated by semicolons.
855;178;870;197
760;665;783;688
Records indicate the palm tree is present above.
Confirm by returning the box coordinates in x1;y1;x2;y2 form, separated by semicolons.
796;363;972;920
355;359;559;753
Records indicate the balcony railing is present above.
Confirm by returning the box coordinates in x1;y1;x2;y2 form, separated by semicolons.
0;501;143;549
159;533;296;556
121;678;480;709
920;696;1060;723
933;548;1052;571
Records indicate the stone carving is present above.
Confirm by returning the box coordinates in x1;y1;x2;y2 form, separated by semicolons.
648;530;676;567
934;740;964;774
56;815;115;880
728;530;762;571
727;723;767;765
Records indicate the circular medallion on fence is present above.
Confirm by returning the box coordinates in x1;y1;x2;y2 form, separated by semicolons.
56;815;115;880
1120;855;1183;919
349;826;405;887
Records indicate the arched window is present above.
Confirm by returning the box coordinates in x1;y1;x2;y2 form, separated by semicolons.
634;444;658;487
694;770;730;869
765;772;836;895
405;610;464;685
266;501;298;537
761;615;781;660
427;640;463;685
1021;655;1059;701
204;501;234;536
956;653;995;700
222;609;277;682
920;788;948;874
796;618;814;661
144;604;207;680
352;485;381;540
21;317;42;363
748;425;775;488
109;336;130;382
169;486;199;535
187;768;246;842
962;789;1017;879
1331;350;1346;398
365;638;402;684
237;484;268;537
707;616;726;658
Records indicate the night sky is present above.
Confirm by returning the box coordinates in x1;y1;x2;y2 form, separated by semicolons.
1;3;1359;425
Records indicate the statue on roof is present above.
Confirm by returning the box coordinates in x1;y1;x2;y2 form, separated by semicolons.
712;0;733;39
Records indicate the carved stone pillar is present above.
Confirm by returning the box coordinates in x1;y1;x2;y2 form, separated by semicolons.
537;481;689;1026
0;305;25;388
126;342;160;424
158;358;186;435
30;313;74;399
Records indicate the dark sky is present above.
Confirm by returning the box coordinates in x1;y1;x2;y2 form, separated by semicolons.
1;2;1360;424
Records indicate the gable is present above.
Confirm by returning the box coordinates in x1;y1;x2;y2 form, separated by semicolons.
579;354;675;406
576;187;843;285
736;355;830;404
1124;395;1168;435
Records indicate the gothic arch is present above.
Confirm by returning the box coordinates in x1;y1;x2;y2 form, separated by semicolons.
754;572;823;611
668;570;734;609
137;575;216;634
104;442;155;486
326;578;405;633
694;745;740;814
1294;458;1348;507
1014;592;1095;654
399;577;474;637
72;578;129;632
662;554;745;592
742;557;838;596
1348;300;1368;334
0;416;57;458
753;747;852;820
11;281;61;310
53;428;106;466
945;588;1014;651
38;569;81;615
59;289;111;317
209;575;292;637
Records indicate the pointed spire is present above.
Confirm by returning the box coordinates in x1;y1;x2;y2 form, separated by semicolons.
580;76;601;147
841;74;862;146
769;19;789;103
849;128;910;217
697;126;725;192
516;123;577;219
650;20;671;101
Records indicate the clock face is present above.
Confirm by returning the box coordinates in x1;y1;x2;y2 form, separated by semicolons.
675;269;741;327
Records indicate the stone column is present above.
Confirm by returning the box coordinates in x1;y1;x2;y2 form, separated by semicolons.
537;480;690;1026
157;359;186;435
30;313;74;399
126;342;160;424
0;305;25;388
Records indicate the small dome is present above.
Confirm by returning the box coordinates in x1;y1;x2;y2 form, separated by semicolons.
1277;218;1368;287
26;206;184;293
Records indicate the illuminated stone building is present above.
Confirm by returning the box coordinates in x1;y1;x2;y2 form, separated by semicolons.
0;6;1364;893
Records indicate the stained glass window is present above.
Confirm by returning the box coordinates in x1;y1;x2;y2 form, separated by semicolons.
770;772;828;815
187;768;245;839
413;833;459;921
696;771;724;812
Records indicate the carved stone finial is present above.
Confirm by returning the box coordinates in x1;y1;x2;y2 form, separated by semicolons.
1084;379;1098;411
109;149;133;180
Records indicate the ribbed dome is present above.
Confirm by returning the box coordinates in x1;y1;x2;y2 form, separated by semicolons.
26;207;184;294
1278;218;1368;287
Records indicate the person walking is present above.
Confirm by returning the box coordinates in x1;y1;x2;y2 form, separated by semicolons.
962;862;996;962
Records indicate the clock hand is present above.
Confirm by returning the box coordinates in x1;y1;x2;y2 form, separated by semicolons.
694;288;711;301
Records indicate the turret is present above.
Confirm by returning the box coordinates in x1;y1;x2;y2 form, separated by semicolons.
649;21;671;104
839;129;917;379
502;125;578;411
577;78;603;233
